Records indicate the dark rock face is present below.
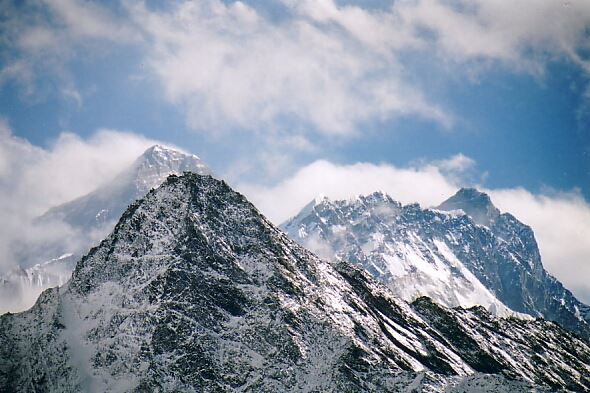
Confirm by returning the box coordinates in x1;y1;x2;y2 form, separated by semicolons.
439;189;590;340
437;188;500;227
1;174;589;392
282;189;590;341
412;296;590;392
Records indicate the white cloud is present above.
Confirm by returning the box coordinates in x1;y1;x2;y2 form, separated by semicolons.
3;0;590;135
130;0;451;135
395;0;590;71
40;0;139;43
236;157;590;304
0;0;139;99
236;158;461;224
0;123;157;272
61;86;82;107
434;153;476;173
127;0;590;135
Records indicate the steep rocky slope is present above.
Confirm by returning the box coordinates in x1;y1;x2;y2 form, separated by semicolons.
1;174;589;392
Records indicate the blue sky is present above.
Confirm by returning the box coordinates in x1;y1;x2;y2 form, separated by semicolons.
1;0;590;301
3;48;589;200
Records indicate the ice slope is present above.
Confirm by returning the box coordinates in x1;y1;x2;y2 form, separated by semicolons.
0;174;588;392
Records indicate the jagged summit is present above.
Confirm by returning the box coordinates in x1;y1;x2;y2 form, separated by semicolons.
437;187;500;227
303;191;395;210
283;189;590;340
281;191;518;317
295;191;401;217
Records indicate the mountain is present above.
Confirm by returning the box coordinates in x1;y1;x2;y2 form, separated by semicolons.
1;173;589;392
437;187;500;227
0;145;210;314
281;189;590;340
281;192;521;318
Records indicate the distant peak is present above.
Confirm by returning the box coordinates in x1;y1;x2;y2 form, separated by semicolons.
147;144;164;151
437;187;500;227
141;144;189;158
313;191;399;209
143;144;165;154
126;144;210;192
363;190;392;202
134;144;206;167
456;187;492;201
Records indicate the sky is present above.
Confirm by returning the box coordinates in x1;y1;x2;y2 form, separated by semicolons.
0;0;589;301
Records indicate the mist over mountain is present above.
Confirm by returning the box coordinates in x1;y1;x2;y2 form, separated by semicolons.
40;144;211;232
2;1;590;391
0;145;210;314
1;173;589;392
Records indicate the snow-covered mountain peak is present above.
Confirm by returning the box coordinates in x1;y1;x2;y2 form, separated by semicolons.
3;172;590;392
353;190;397;206
324;191;401;214
282;192;522;318
136;144;200;165
41;145;210;230
1;146;212;314
124;144;210;195
283;188;590;339
313;193;329;204
283;191;403;247
437;187;500;227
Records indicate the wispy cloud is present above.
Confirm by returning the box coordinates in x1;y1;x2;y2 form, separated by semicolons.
0;121;157;271
129;0;451;135
2;0;590;135
395;0;590;68
0;0;139;99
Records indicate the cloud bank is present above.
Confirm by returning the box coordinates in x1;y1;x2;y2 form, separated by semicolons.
129;0;450;135
236;157;590;304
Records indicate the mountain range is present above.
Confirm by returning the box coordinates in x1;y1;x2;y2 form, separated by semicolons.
281;188;590;341
1;173;589;392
